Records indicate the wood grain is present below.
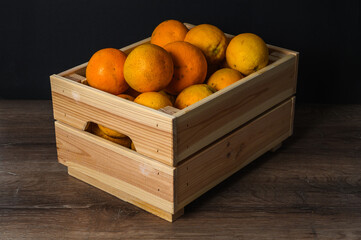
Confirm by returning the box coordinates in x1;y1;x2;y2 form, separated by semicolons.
68;166;183;222
50;75;175;165
1;100;361;238
175;98;294;209
55;121;175;208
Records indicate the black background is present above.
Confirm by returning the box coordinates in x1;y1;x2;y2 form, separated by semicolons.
0;0;360;103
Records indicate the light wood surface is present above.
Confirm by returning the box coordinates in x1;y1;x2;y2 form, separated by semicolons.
51;75;175;165
55;121;175;213
67;166;183;222
175;97;295;209
63;73;86;83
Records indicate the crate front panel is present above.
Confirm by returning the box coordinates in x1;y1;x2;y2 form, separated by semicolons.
175;97;295;209
51;75;175;166
54;121;175;213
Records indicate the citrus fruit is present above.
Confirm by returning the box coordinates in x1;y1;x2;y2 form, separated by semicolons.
184;24;227;64
175;84;214;109
226;33;269;75
134;92;173;110
207;68;244;91
124;44;174;92
98;124;127;138
92;124;132;148
131;142;136;151
86;48;128;95
151;20;188;47
163;41;207;95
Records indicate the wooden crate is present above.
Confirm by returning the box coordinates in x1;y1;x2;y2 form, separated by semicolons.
50;24;299;222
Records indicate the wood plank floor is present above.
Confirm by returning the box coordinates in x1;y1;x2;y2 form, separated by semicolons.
1;100;360;239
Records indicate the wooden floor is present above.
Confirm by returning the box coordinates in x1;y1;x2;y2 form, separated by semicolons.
1;100;361;239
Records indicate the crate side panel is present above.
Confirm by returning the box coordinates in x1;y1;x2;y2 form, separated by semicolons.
55;121;175;211
175;55;297;164
175;97;294;209
50;75;175;165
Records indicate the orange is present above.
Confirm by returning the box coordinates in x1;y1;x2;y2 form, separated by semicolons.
151;20;189;47
98;124;127;138
226;33;269;75
134;92;173;110
86;48;128;95
92;124;132;148
131;142;136;151
98;94;134;138
184;24;227;64
175;84;214;109
207;68;244;91
163;41;207;95
124;44;174;92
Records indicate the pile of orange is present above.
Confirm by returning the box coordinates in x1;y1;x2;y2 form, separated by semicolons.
85;20;270;149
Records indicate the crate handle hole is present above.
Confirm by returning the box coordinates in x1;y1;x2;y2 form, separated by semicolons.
85;122;136;151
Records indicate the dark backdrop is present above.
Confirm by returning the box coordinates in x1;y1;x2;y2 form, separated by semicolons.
0;0;360;103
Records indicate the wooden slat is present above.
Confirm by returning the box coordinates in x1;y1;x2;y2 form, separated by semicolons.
68;167;183;222
158;106;181;115
55;121;175;212
64;73;86;83
50;75;175;165
58;62;88;77
175;97;295;210
267;44;299;57
55;121;174;175
173;54;297;164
